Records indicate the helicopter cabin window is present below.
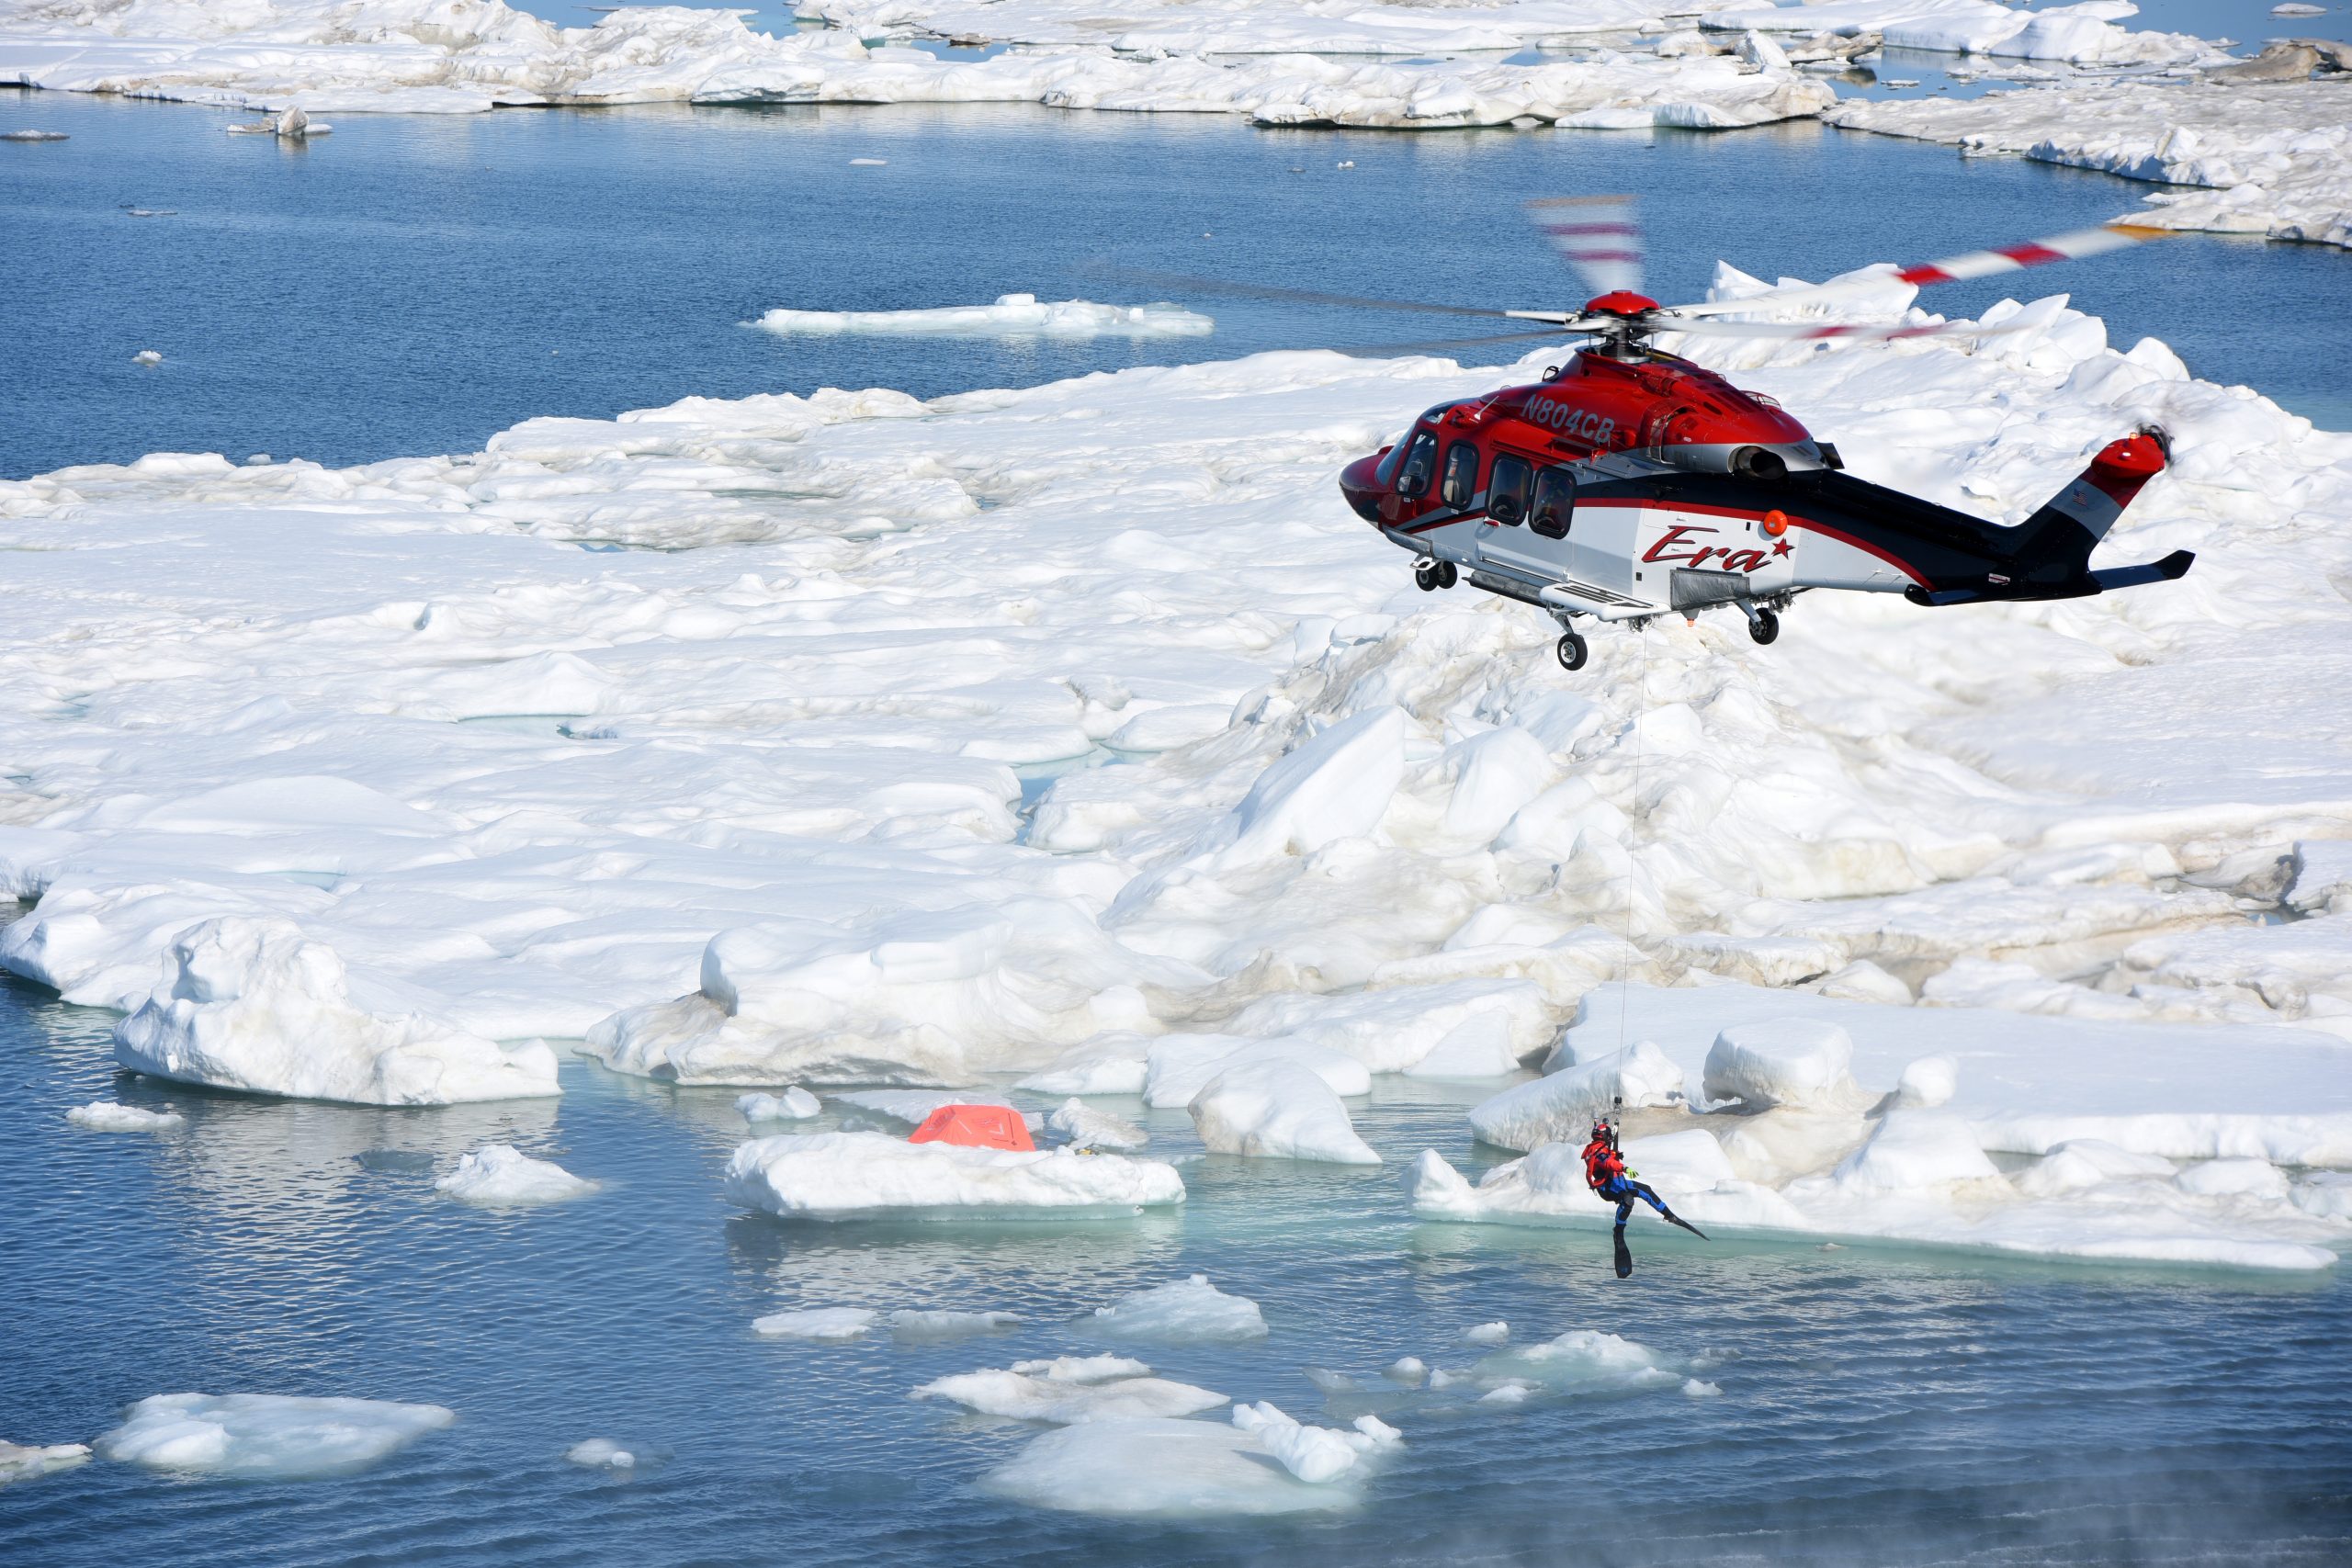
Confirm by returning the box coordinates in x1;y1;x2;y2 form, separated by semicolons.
1487;454;1533;526
1393;431;1441;500
1530;466;1576;539
1440;443;1479;508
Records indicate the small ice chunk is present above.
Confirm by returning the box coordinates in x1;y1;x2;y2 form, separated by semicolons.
849;157;888;165
1189;1059;1380;1165
752;1306;878;1340
1464;1321;1510;1346
981;1417;1363;1516
2;130;70;141
435;1145;597;1206
0;1439;90;1485
1479;1382;1533;1405
95;1393;453;1477
915;1355;1226;1424
1894;1055;1957;1111
889;1308;1019;1339
1087;1274;1267;1342
1303;1367;1360;1393
1682;1378;1723;1397
725;1131;1183;1219
1702;1019;1859;1111
65;1100;184;1131
1473;1328;1678;1397
2175;1158;2291;1201
564;1438;636;1469
738;1087;821;1122
1046;1097;1147;1151
133;350;163;367
1383;1356;1427;1385
1228;1400;1394;1483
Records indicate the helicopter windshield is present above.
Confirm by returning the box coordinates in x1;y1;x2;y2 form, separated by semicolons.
1374;403;1462;487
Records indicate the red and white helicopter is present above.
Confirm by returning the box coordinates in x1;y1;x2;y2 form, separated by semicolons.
1286;199;2195;670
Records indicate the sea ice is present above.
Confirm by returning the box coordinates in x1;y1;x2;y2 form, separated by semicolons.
1086;1274;1267;1342
1464;1321;1510;1346
725;1131;1185;1219
752;1306;879;1339
65;1100;184;1131
914;1354;1227;1423
1702;1019;1865;1111
109;918;559;1106
93;1393;455;1477
1700;0;2223;64
0;1439;89;1485
980;1416;1364;1516
1465;1041;1686;1152
434;1144;598;1205
889;1307;1021;1338
1045;1097;1147;1151
1188;1058;1382;1165
564;1438;637;1469
1227;1400;1398;1483
738;1087;822;1122
1141;1034;1371;1110
754;295;1211;339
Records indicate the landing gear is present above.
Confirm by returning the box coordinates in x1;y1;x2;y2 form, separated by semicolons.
1415;558;1459;592
1746;605;1780;646
1436;559;1457;589
1555;629;1589;671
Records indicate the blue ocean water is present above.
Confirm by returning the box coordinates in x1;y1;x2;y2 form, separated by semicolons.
4;85;2349;480
2;972;2346;1566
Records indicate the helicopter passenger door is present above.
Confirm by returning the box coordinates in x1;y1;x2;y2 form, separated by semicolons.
1475;455;1572;582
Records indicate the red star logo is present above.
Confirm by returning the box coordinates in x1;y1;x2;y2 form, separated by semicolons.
1772;537;1793;557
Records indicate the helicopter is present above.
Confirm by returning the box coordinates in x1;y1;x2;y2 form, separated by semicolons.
1338;198;2194;668
1138;199;2193;671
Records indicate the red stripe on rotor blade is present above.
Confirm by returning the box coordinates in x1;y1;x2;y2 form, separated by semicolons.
1538;222;1638;237
1560;250;1642;263
1894;264;1955;285
1997;242;2068;266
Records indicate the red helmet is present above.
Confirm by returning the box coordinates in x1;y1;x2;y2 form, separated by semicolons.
1590;1117;1613;1142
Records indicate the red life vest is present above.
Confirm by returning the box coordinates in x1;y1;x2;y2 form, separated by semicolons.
1582;1137;1625;1190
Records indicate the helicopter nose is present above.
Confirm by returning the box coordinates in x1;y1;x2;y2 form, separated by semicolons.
1340;453;1385;522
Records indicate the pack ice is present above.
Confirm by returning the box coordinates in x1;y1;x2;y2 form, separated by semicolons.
1;266;2349;1270
0;0;1833;128
753;296;1212;340
914;1354;1227;1422
979;1404;1398;1515
93;1393;456;1477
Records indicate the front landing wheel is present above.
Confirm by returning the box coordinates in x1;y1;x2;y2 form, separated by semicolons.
1415;560;1437;592
1555;630;1589;671
1747;607;1780;646
1436;559;1458;589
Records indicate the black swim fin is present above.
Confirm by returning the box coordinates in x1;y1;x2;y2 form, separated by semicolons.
1662;1210;1709;1240
1613;1228;1633;1279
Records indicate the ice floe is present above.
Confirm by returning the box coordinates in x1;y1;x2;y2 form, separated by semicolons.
980;1416;1367;1516
0;1438;89;1485
1702;0;2226;65
564;1437;638;1469
738;1087;822;1122
725;1131;1184;1219
753;295;1211;340
93;1393;455;1477
888;1306;1021;1338
65;1099;184;1131
0;0;1834;128
1188;1057;1382;1164
803;0;1665;55
434;1143;598;1205
752;1305;881;1339
1086;1274;1267;1342
914;1353;1227;1422
1044;1097;1147;1151
1829;79;2352;250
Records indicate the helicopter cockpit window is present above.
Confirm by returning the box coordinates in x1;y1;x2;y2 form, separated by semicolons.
1440;443;1479;509
1393;431;1440;499
1487;454;1533;525
1530;466;1577;539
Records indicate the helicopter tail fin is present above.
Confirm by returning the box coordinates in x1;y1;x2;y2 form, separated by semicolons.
2009;428;2169;576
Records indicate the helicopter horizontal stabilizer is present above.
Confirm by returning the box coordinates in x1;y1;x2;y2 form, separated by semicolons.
2086;548;2196;592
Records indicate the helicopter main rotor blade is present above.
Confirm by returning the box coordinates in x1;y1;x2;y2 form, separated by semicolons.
1526;194;1642;299
1662;221;2170;319
1092;266;1523;320
1336;327;1578;360
1650;311;2068;343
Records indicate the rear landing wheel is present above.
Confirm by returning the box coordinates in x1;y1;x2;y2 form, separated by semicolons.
1436;560;1458;589
1555;630;1589;671
1747;607;1780;646
1415;560;1437;592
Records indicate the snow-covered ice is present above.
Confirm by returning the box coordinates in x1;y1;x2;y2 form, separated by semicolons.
1702;1019;1867;1111
0;1439;89;1485
434;1144;598;1205
914;1354;1227;1422
1044;1097;1147;1151
752;1306;880;1339
1465;1040;1686;1152
753;296;1211;340
738;1087;822;1122
1086;1274;1268;1342
0;0;1835;129
1227;1400;1399;1483
1702;0;2225;65
1188;1057;1382;1164
1829;80;2352;250
980;1416;1366;1516
725;1132;1184;1219
802;0;1665;54
93;1393;455;1477
65;1100;184;1131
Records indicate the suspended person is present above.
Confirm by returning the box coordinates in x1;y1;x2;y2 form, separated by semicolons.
1582;1114;1705;1278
